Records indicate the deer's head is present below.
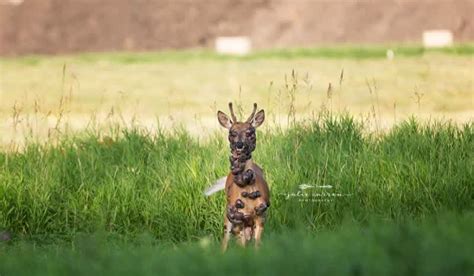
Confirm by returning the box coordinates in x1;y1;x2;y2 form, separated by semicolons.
217;103;265;155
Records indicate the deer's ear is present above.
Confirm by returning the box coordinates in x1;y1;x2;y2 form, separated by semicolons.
217;111;232;129
251;110;265;128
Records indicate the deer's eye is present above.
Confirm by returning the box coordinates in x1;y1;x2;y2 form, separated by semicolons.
229;131;237;137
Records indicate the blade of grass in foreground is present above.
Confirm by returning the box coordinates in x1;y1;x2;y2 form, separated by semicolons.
0;213;473;275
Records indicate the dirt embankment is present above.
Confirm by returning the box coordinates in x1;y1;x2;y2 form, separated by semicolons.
0;0;473;55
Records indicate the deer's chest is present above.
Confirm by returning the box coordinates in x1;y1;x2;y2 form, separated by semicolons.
226;183;265;218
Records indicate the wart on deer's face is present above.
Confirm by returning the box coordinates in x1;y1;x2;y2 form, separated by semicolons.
217;103;265;153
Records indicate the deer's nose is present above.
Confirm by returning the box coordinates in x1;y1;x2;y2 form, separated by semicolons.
235;141;244;149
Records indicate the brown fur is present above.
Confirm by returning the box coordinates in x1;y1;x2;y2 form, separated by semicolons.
218;103;270;251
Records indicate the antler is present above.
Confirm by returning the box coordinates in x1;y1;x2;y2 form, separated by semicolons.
228;102;238;122
245;103;257;123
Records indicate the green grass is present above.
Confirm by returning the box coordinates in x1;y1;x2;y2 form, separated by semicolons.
0;116;472;240
1;214;473;275
1;44;472;274
0;116;473;274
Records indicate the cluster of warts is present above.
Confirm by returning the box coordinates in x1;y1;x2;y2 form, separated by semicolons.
226;139;268;226
229;152;255;186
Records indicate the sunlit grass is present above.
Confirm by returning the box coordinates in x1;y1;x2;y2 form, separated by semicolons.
0;116;472;241
1;45;472;147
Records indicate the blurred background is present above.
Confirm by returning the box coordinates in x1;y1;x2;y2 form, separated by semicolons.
1;0;473;54
0;0;473;146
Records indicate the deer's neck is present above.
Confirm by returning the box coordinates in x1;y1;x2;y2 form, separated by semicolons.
230;149;254;187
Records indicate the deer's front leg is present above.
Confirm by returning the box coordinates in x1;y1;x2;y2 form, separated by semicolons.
254;201;269;248
237;226;247;247
221;216;232;252
253;216;265;248
244;226;253;242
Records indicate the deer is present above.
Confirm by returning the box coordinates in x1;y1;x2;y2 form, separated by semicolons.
205;102;270;251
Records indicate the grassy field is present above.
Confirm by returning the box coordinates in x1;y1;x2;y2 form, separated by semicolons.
1;116;473;238
0;115;473;274
0;45;472;147
0;46;473;274
1;215;473;275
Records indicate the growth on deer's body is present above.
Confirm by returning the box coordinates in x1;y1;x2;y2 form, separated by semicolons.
216;102;270;251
